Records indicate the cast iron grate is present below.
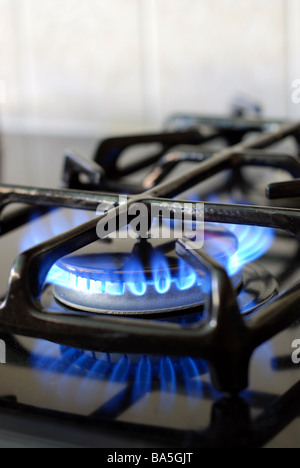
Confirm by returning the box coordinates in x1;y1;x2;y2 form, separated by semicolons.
0;116;300;393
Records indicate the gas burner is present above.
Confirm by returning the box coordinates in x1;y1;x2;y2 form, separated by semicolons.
45;223;277;316
47;225;240;315
1;117;300;397
52;251;207;315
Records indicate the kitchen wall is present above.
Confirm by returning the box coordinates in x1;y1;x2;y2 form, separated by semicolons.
0;0;300;185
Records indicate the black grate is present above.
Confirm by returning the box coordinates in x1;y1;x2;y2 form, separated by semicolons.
0;117;300;393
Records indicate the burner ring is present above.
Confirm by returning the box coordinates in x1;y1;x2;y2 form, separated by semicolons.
48;262;277;317
48;225;241;316
52;253;243;315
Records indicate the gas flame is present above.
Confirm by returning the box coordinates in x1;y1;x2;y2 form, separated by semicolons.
30;340;210;414
19;206;274;298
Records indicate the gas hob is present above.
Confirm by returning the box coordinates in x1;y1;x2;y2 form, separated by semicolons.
0;115;299;448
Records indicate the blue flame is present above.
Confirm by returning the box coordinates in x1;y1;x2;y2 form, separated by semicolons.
199;195;275;276
125;257;147;296
160;357;177;393
226;224;274;276
85;353;112;379
132;356;152;403
21;201;274;300
180;358;204;404
46;252;198;298
159;357;177;410
30;340;209;415
46;216;273;297
151;251;172;294
45;218;274;298
108;356;130;384
177;258;198;290
105;281;124;296
19;209;96;252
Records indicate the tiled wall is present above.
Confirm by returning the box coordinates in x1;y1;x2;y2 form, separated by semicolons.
157;0;287;118
0;0;300;183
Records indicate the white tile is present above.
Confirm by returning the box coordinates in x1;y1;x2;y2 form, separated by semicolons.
0;0;296;156
0;0;21;114
155;0;287;119
6;0;144;128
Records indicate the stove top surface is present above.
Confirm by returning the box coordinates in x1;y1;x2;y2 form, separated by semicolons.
1;315;300;448
0;116;300;448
